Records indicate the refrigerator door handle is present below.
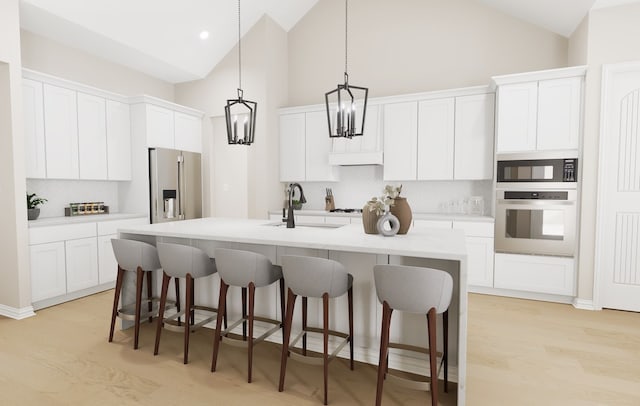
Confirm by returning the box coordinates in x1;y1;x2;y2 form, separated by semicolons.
177;154;185;220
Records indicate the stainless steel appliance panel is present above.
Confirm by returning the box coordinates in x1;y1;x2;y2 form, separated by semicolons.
497;157;578;188
495;190;577;257
149;148;202;224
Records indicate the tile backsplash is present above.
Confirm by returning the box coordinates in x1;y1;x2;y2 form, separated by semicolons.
26;179;119;218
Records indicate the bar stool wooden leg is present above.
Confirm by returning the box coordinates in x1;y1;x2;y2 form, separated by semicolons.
443;308;449;393
248;282;256;383
146;270;153;323
279;288;297;392
241;287;247;340
154;272;171;355
134;266;144;350
183;273;193;364
175;277;181;326
376;301;392;406
190;277;195;326
108;266;125;342
427;307;438;406
348;285;354;370
302;296;308;355
211;280;229;372
279;278;285;332
322;292;330;406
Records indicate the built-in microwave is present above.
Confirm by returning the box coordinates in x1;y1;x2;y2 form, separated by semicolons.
497;157;577;186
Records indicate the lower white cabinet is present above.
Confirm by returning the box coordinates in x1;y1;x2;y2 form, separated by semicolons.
465;237;494;287
65;237;99;293
494;253;575;296
98;235;118;284
30;242;66;302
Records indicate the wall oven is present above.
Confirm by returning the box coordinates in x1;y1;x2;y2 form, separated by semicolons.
495;190;577;257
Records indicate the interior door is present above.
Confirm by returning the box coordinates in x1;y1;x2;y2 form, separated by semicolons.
597;62;640;311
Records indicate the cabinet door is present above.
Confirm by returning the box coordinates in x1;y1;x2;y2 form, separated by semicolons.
106;100;132;180
65;237;99;293
98;234;118;285
465;236;494;287
305;111;339;181
332;104;381;154
536;77;582;151
455;93;495;180
174;112;202;153
279;113;306;182
77;92;108;180
494;253;575;295
146;104;174;149
22;79;46;179
383;101;418;180
417;98;454;180
496;82;538;153
44;84;79;179
30;242;66;302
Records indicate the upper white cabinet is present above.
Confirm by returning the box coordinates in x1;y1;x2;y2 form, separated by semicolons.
23;70;133;181
417;98;455;180
493;67;585;154
383;101;418;181
22;79;46;179
131;97;203;153
106;100;132;181
454;93;495;180
44;84;79;179
329;104;383;165
279;109;339;182
77;92;108;180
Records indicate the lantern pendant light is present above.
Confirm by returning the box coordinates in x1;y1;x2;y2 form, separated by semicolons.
325;0;368;139
225;0;257;145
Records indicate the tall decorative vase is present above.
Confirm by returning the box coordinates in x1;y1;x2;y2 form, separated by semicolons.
362;203;380;234
390;197;412;234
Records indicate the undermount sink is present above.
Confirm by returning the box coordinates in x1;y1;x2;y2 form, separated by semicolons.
263;222;345;229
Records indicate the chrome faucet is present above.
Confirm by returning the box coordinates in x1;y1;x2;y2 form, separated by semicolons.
283;183;306;228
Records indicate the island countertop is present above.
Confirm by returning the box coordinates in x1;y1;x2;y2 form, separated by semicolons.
118;217;467;261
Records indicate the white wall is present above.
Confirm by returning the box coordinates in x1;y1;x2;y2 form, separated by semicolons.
0;0;32;313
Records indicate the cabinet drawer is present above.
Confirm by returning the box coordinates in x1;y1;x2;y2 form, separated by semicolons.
29;222;96;245
494;253;575;296
414;220;452;229
453;221;494;237
97;217;148;236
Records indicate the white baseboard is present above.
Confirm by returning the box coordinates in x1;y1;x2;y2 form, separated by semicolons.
572;298;599;311
0;303;36;320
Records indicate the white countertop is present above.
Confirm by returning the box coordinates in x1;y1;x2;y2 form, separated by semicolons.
270;209;494;223
119;217;467;261
28;213;147;228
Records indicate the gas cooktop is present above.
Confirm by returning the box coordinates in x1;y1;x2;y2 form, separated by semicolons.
329;208;363;213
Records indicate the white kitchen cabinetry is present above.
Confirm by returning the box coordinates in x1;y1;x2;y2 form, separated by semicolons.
106;100;132;180
329;104;383;165
30;242;66;303
383;101;418;181
77;92;108;180
493;67;585;153
494;253;575;296
453;221;494;288
279;110;339;182
98;235;118;284
43;84;79;179
22;79;46;179
146;104;175;149
454;93;495;180
65;237;99;293
417;98;455;180
174;112;202;153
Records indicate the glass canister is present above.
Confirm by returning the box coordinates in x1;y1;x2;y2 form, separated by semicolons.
467;196;485;216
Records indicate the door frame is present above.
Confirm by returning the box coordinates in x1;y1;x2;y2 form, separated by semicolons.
593;60;640;310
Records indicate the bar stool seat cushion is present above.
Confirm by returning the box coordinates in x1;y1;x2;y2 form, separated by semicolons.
214;248;282;287
281;255;352;298
157;242;216;278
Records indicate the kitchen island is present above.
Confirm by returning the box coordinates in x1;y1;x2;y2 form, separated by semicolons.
118;217;468;405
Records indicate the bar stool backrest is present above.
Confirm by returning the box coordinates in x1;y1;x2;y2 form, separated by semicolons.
157;242;216;278
281;255;350;298
111;238;161;273
214;248;281;288
374;265;453;314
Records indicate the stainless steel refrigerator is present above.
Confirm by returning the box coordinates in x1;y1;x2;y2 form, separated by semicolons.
149;148;202;223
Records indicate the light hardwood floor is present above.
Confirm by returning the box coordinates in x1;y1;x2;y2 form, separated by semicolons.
0;292;638;405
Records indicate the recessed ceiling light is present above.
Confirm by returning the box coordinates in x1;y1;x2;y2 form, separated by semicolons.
199;31;209;40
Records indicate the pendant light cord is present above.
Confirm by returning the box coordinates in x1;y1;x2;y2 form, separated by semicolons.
344;0;348;84
237;0;242;96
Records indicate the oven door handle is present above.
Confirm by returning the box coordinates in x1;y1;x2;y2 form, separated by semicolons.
497;199;575;206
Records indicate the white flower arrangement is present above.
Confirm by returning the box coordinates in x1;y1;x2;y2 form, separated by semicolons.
366;184;402;216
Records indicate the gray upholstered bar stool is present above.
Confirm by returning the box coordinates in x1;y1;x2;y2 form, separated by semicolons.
373;264;453;406
210;248;285;383
155;242;225;364
278;255;354;405
109;238;178;350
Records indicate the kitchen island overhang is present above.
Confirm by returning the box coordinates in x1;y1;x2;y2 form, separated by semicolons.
117;217;468;405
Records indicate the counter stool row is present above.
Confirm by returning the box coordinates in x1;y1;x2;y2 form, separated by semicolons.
108;238;452;405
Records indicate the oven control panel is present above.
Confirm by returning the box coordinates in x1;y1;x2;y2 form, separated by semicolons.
563;159;577;182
